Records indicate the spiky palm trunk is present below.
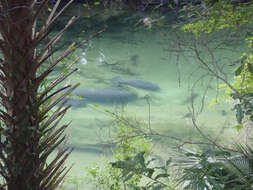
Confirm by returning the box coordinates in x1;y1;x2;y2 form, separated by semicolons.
0;0;82;189
0;2;41;189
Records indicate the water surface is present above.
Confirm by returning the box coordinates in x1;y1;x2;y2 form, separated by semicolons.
49;6;247;185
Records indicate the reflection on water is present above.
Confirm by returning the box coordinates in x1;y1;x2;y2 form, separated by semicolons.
50;6;247;181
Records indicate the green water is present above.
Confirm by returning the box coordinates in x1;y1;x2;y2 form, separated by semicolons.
49;6;248;186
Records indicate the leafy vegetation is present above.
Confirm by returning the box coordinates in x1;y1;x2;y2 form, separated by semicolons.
182;1;253;36
85;113;152;190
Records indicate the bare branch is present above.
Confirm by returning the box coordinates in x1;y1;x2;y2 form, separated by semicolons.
35;0;74;46
36;42;76;83
36;16;78;63
46;0;61;26
38;67;78;103
39;85;71;106
35;40;67;66
36;29;104;77
40;83;79;116
48;0;74;27
32;0;51;25
34;22;57;46
204;43;227;80
193;42;241;97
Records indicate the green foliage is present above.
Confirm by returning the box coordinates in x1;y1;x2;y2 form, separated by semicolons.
86;163;127;190
216;51;253;124
232;55;253;95
181;1;253;37
217;40;253;124
94;1;101;6
113;121;151;161
175;145;253;190
175;149;230;190
111;151;173;190
86;114;152;190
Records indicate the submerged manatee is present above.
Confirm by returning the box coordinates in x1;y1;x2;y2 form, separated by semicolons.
65;143;115;154
73;87;138;104
56;98;87;109
111;76;160;91
65;98;87;109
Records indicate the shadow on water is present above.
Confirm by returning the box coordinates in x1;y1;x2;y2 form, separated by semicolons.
72;87;138;104
65;143;115;155
64;98;87;109
99;59;139;76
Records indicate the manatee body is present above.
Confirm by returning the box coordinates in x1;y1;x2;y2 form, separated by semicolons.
65;143;115;154
65;98;87;109
111;76;160;91
57;98;87;109
73;87;138;104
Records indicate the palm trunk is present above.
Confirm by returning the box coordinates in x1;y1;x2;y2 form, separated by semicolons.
0;1;80;189
0;1;41;189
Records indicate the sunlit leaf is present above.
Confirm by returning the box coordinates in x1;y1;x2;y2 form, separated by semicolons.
71;46;77;51
94;1;100;6
235;124;243;131
63;69;69;73
70;55;76;60
154;5;161;9
82;3;88;8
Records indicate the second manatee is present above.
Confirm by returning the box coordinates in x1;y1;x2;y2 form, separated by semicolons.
111;76;160;91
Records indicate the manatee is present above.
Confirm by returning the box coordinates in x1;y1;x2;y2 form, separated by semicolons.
72;87;138;104
56;98;87;109
65;98;87;109
64;143;115;154
111;76;160;91
68;146;104;154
